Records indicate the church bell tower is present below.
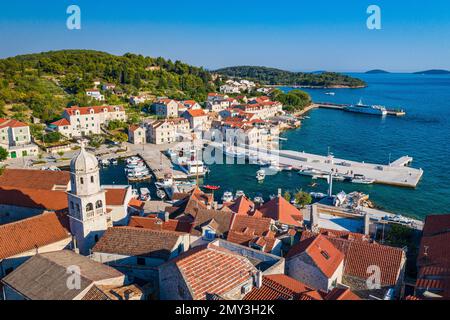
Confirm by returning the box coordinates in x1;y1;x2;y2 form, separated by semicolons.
68;141;108;255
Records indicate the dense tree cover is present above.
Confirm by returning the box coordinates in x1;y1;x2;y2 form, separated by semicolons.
0;50;216;122
0;146;8;161
271;89;311;112
215;66;366;87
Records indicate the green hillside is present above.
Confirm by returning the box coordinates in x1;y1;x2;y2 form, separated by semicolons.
214;66;366;88
0;50;215;122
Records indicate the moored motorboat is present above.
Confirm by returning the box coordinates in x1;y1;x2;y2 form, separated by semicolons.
139;188;151;201
235;190;245;199
256;169;266;181
221;191;234;203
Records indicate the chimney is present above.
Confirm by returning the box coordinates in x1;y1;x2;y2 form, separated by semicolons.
311;205;320;233
364;212;370;236
277;188;282;197
254;271;263;289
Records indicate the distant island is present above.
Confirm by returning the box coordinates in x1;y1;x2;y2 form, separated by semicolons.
366;69;390;74
214;66;367;88
413;69;450;75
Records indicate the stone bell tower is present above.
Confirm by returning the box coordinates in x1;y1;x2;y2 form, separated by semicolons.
67;141;108;255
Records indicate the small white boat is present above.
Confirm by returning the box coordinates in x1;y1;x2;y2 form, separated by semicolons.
110;158;118;165
281;165;293;171
139;188;151;201
221;191;234;203
235;190;245;199
131;188;139;199
100;159;110;166
310;192;327;199
156;189;167;199
352;176;375;184
155;176;174;189
256;169;266;181
325;92;336;96
253;196;264;204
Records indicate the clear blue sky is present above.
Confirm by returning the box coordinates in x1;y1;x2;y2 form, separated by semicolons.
1;0;449;72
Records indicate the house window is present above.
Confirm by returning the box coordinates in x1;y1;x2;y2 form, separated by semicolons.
80;177;84;184
137;257;146;266
91;176;94;183
96;200;103;208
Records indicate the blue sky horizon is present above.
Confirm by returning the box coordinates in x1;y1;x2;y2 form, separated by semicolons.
1;0;450;72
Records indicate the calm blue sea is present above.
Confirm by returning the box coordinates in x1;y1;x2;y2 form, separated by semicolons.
100;74;450;220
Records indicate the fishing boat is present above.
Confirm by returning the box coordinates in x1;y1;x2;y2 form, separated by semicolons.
344;99;387;116
180;160;207;177
221;191;234;203
203;185;221;192
155;175;173;189
299;168;328;178
256;169;266;181
351;174;375;184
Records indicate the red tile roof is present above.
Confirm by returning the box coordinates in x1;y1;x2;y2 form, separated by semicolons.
0;169;70;190
300;231;405;286
186;109;207;117
0;186;69;211
64;105;124;116
51;118;71;127
0;212;71;259
105;188;128;206
324;287;361;300
244;274;325;300
287;234;345;278
227;214;276;252
92;226;184;260
169;244;256;300
128;216;193;233
258;196;303;227
416;214;450;299
0;118;28;129
227;196;255;215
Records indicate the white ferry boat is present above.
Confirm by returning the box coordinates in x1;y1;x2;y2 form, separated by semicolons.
344;99;387;116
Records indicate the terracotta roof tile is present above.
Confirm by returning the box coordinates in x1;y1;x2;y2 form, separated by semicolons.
300;231;405;286
104;188;128;206
0;169;70;190
0;186;69;211
169;244;257;300
128;216;193;233
0;118;28;129
92;226;183;260
0;212;71;259
51;118;71;127
287;234;345;278
258;196;303;227
244;274;325;300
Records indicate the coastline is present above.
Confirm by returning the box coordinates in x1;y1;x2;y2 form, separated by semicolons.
265;84;367;89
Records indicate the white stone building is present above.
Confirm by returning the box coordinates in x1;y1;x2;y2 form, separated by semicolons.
86;89;105;101
0;118;38;159
146;118;190;144
50;105;127;137
152;99;181;118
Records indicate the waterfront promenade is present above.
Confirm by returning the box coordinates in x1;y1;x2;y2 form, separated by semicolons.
208;142;423;188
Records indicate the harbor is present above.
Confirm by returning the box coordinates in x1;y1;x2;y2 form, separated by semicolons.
207;142;423;188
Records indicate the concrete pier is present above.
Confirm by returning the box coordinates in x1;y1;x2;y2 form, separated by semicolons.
209;142;423;188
